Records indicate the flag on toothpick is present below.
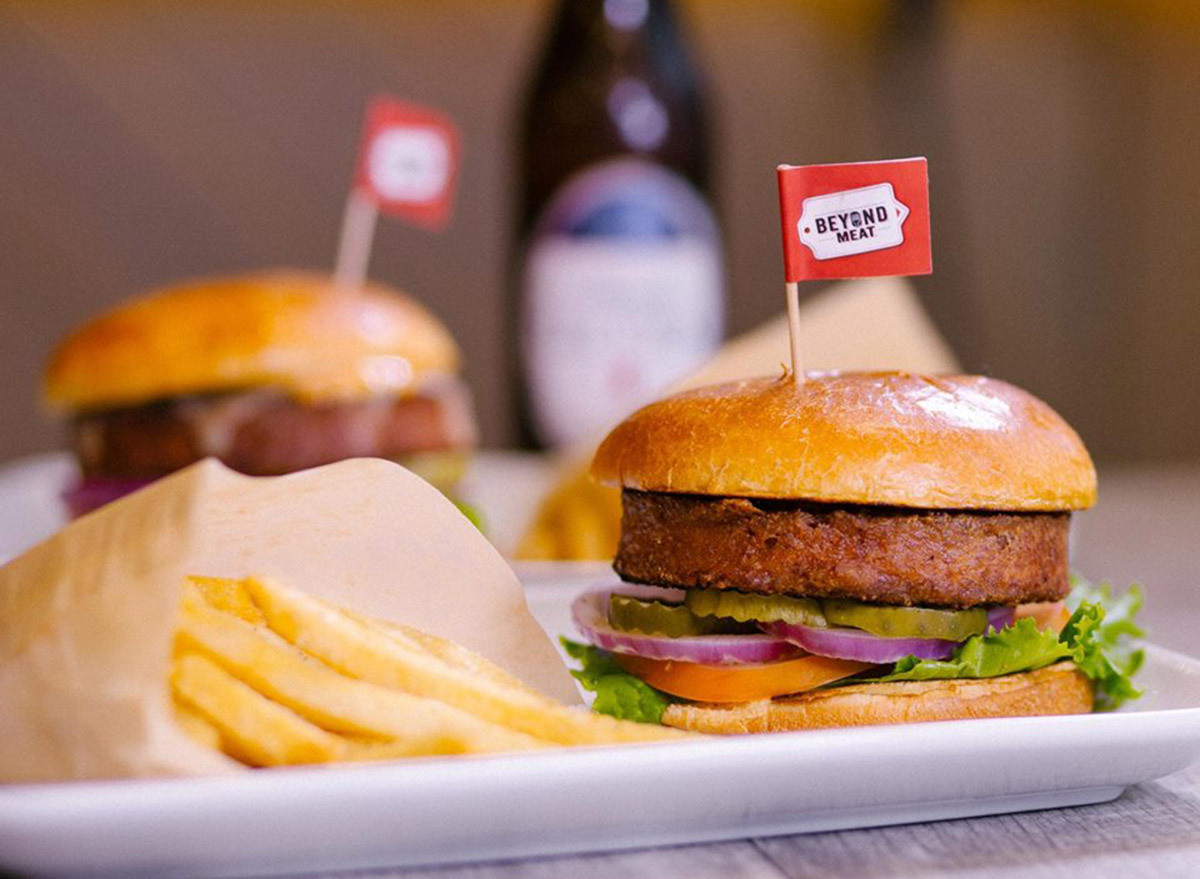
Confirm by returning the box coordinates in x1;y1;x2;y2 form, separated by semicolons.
775;157;932;383
777;158;931;282
355;96;460;230
334;96;460;290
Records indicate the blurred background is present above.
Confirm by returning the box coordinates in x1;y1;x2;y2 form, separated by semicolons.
3;0;1199;465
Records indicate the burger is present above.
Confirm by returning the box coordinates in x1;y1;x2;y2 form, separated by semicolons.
567;371;1143;732
44;271;477;517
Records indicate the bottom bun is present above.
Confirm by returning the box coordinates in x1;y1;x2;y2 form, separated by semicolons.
660;662;1092;733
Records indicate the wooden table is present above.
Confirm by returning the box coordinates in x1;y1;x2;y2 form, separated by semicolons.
250;464;1200;879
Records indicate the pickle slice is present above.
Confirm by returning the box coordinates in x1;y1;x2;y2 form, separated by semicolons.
608;594;721;637
684;589;827;628
821;599;988;640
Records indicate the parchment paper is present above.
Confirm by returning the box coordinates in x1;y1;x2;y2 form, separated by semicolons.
0;458;579;783
675;276;959;392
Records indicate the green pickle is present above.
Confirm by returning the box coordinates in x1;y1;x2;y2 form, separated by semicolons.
685;589;827;628
616;587;989;641
821;599;988;640
608;594;722;637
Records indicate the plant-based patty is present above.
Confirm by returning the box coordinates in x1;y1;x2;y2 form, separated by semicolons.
614;489;1070;608
71;382;475;478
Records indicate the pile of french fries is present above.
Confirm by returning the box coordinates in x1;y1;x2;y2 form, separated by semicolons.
516;466;622;561
171;576;680;766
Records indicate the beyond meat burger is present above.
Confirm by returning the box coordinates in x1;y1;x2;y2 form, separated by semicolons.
44;271;476;516
568;371;1143;732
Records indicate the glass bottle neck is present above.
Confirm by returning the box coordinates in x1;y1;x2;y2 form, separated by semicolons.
549;0;681;58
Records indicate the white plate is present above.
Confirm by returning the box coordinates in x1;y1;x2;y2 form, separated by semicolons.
2;577;1199;878
0;452;74;563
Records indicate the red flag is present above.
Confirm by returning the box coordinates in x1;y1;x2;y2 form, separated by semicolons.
777;158;931;282
354;96;459;230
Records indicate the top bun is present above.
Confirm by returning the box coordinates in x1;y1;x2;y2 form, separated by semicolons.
591;372;1097;511
44;271;461;412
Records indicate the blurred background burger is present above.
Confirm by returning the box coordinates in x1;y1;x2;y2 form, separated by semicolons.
43;271;477;517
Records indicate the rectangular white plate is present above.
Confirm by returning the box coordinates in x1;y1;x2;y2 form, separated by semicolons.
3;576;1199;879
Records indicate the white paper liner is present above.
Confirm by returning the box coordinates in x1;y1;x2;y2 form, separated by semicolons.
0;458;579;783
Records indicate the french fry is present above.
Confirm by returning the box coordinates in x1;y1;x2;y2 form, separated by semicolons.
341;738;465;763
171;573;688;770
365;616;541;699
172;698;223;750
187;575;265;625
178;584;551;755
243;577;684;746
171;652;343;766
516;467;622;561
559;496;613;562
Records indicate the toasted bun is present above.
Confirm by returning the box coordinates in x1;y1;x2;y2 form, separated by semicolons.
661;662;1092;733
44;271;461;412
592;372;1096;511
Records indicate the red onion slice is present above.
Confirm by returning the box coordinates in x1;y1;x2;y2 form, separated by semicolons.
572;588;802;665
765;620;959;663
62;476;156;518
987;606;1016;632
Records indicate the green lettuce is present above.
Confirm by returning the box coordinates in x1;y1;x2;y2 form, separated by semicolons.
879;617;1070;682
452;498;486;532
560;638;671;724
876;579;1145;710
1061;580;1145;710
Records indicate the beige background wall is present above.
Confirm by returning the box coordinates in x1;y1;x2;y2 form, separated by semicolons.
2;0;1198;463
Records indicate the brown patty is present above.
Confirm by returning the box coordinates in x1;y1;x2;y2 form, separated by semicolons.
72;380;476;478
614;490;1070;608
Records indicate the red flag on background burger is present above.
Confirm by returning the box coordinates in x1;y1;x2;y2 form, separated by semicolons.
777;158;931;282
355;96;460;230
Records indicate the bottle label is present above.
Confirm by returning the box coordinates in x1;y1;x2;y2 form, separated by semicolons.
521;160;723;446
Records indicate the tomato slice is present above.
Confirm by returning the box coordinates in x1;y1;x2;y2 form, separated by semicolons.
613;652;875;703
1015;601;1070;634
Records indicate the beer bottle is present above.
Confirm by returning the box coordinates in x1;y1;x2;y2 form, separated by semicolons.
514;0;724;447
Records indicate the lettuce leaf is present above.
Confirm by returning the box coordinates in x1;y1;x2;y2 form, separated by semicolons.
451;498;486;532
878;617;1069;682
1066;575;1144;640
560;638;672;724
1060;580;1145;711
875;578;1145;710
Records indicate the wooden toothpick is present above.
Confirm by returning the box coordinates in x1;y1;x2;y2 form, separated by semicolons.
785;281;805;384
332;189;379;293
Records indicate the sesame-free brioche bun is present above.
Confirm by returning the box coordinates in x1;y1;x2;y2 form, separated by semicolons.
44;271;461;412
661;662;1092;733
591;372;1097;512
